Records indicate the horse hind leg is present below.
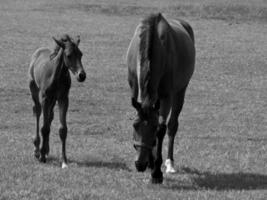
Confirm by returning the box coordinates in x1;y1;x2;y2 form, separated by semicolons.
151;97;170;184
44;100;55;157
39;97;55;163
165;86;187;174
29;80;41;159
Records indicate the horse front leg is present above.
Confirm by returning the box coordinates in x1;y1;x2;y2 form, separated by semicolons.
151;97;170;184
58;97;69;168
165;119;178;173
165;87;186;173
151;124;167;184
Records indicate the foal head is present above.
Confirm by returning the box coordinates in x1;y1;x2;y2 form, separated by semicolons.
52;34;86;82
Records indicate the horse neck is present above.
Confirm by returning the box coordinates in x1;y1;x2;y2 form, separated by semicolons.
51;48;67;83
137;14;174;111
139;17;160;110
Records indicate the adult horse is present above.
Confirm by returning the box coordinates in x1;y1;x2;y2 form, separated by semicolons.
126;13;195;183
28;34;86;168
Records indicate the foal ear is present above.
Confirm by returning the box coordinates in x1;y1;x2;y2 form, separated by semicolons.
52;37;65;49
75;35;80;46
131;98;142;112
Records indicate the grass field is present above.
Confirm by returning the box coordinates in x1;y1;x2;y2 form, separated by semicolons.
0;0;266;199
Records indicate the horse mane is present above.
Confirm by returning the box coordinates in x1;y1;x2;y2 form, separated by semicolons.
139;13;161;71
50;45;61;60
50;34;71;60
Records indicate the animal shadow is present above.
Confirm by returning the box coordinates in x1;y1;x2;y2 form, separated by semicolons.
42;155;131;171
164;167;267;191
70;158;132;172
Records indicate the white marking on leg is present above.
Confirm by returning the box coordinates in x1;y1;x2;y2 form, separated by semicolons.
165;159;176;173
62;162;68;169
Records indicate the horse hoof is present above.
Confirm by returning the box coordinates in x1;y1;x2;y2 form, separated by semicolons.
147;162;154;170
39;156;46;163
62;162;68;169
34;151;40;159
151;177;163;184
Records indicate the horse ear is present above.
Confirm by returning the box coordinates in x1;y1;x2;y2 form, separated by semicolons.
75;35;80;46
52;37;65;49
131;98;141;112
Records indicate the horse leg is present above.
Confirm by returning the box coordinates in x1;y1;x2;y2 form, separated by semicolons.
148;151;155;169
151;97;171;184
165;86;187;173
45;99;56;157
39;96;54;163
58;97;69;168
29;80;41;159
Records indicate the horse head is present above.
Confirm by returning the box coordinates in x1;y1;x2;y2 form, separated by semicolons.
52;34;86;82
131;98;159;172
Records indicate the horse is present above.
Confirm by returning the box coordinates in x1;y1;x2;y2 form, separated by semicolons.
28;34;86;168
126;13;195;183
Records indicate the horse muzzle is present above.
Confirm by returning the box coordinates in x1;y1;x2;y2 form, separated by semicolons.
77;71;86;82
135;160;148;172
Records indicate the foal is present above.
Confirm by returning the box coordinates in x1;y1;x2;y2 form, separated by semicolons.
28;34;86;168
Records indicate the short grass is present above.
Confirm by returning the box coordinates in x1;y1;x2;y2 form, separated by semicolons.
0;0;266;199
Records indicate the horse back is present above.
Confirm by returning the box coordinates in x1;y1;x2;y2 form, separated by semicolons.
28;48;52;87
167;19;195;90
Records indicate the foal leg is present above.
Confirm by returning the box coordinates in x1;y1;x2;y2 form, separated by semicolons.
29;80;41;159
39;96;55;162
45;99;56;157
151;97;171;184
165;87;187;173
58;97;69;168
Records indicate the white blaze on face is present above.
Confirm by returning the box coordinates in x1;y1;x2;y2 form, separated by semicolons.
137;53;142;103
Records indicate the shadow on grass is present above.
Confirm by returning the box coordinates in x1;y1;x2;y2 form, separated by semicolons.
73;160;132;172
46;156;131;171
45;155;131;171
164;167;267;191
